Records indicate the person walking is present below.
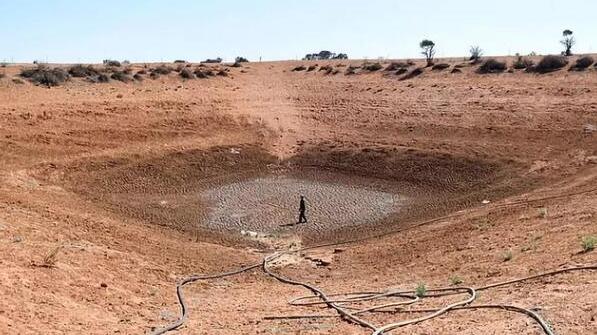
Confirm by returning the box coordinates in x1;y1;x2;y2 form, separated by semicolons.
298;195;307;224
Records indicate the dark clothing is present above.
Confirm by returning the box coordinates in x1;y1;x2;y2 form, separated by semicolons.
298;198;307;223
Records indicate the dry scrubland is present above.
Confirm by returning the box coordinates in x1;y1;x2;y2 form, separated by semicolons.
0;56;596;334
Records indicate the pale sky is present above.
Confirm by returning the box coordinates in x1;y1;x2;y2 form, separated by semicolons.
0;0;595;63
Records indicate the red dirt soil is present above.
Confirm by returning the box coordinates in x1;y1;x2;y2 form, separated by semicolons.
0;58;596;334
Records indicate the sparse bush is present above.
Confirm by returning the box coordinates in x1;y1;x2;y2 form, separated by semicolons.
512;55;534;69
149;72;160;80
533;55;568;73
477;58;507;74
570;56;594;71
399;67;424;80
216;70;228;77
235;56;249;63
103;59;121;67
20;65;70;87
173;59;187;63
431;63;450;71
449;275;463;285
415;283;427;297
363;62;382;71
151;65;172;75
202;57;222;64
395;68;408;75
581;236;596;252
41;246;62;268
136;69;147;75
469;46;483;64
451;68;462;74
194;69;208;78
133;73;143;81
179;68;195;79
345;66;358;75
68;64;99;77
292;65;307;72
110;71;132;82
307;65;318;72
319;65;333;74
385;62;409;71
97;74;110;83
502;250;513;262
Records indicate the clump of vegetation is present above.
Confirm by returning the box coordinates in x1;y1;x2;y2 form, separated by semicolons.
152;65;172;75
202;57;222;64
363;62;383;71
345;65;359;75
420;39;436;66
133;73;143;81
477;58;507;73
173;59;186;63
399;67;424;80
291;65;307;72
451;68;462;74
194;69;208;78
179;68;195;79
431;63;450;71
41;246;62;268
449;275;463;285
570;56;594;71
97;74;110;83
20;65;70;87
384;62;409;71
149;72;160;80
235;56;249;63
110;71;132;82
533;55;568;73
502;250;513;262
303;51;348;60
395;68;408;75
216;70;228;76
415;283;427;297
319;65;333;74
512;54;534;69
581;236;596;252
136;69;147;75
103;59;121;67
307;64;318;72
68;64;99;77
469;45;483;64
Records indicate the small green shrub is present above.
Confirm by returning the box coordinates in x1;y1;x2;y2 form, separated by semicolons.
449;275;463;285
581;236;596;252
502;250;513;262
415;283;427;297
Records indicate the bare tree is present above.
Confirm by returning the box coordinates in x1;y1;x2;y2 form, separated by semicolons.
560;29;575;56
420;39;435;66
469;46;483;63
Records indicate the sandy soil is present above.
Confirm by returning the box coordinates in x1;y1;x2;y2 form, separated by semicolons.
0;57;596;334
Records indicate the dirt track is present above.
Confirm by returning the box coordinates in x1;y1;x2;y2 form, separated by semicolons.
0;58;596;334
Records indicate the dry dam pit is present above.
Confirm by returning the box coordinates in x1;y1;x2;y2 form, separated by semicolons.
50;144;537;246
200;175;405;237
